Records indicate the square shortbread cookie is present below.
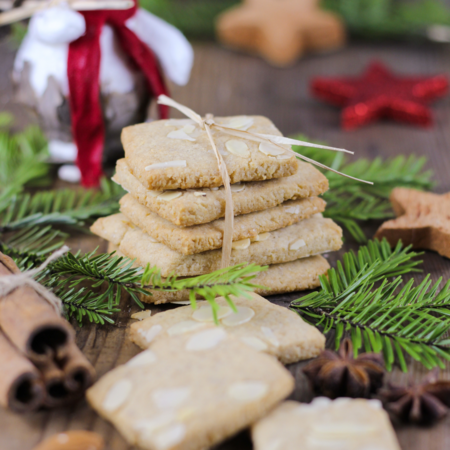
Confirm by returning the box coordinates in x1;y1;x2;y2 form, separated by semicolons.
91;214;342;277
113;158;328;227
87;330;294;450
120;193;326;254
122;116;298;190
252;398;401;450
129;292;325;364
107;244;330;303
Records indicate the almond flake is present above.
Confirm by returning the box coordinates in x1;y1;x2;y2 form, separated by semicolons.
167;320;206;336
252;232;270;242
232;238;251;250
182;125;196;134
131;310;152;320
239;336;268;352
152;388;191;410
134;412;175;440
148;235;159;243
222;306;255;327
226;116;254;130
261;326;279;347
157;191;183;202
147;190;163;197
192;304;232;322
300;397;331;411
277;154;291;160
368;399;383;410
333;397;352;407
193;192;206;197
126;350;157;367
167;129;196;141
185;328;227;351
145;161;187;171
285;205;300;214
139;324;162;343
258;142;285;156
225;140;250;158
289;239;306;250
103;379;132;412
228;381;268;401
170;301;191;305
230;183;245;193
312;212;323;218
152;423;186;450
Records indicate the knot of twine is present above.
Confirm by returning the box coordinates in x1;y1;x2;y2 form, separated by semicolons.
157;95;371;268
0;246;69;314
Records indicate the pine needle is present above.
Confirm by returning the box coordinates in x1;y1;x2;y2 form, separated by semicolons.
291;239;450;372
0;178;124;233
0;125;50;209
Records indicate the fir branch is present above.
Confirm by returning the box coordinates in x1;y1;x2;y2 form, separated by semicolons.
291;239;450;372
0;178;124;233
1;227;68;259
0;125;50;209
140;0;237;38
2;246;267;326
292;137;434;242
322;0;450;40
137;0;450;41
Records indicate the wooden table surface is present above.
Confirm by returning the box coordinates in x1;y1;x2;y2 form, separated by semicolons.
2;37;450;450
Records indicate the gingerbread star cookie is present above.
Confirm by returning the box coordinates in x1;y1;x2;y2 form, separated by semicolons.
216;0;346;67
375;188;450;258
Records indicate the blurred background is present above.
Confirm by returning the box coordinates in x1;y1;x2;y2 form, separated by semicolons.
1;0;450;183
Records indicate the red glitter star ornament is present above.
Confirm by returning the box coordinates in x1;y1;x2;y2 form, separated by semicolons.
311;61;448;130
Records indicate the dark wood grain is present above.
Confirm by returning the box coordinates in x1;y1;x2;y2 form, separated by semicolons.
1;38;450;450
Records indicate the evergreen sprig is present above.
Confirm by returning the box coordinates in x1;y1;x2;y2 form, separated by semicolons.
21;248;266;326
291;239;450;372
0;124;50;209
0;178;124;233
322;0;450;40
137;0;450;41
0;178;124;258
292;138;434;242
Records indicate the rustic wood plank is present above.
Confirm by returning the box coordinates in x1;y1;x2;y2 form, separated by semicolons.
1;38;450;449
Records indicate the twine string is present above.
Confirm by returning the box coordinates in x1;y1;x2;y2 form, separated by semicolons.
157;95;372;268
0;246;69;314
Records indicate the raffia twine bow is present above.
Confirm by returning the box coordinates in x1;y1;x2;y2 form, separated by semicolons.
157;95;372;268
0;246;69;314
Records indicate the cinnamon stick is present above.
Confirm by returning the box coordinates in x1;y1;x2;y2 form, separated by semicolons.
61;339;96;393
0;252;74;364
37;357;71;408
37;340;96;407
0;250;97;411
0;331;44;413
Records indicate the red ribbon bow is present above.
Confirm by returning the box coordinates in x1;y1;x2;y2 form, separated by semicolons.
68;2;169;187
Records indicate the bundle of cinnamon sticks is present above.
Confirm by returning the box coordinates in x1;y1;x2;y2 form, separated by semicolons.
0;251;95;413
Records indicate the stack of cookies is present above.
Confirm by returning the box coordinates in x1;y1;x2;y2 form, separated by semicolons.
91;115;343;302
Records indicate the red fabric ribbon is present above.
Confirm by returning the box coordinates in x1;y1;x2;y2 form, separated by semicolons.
68;2;169;187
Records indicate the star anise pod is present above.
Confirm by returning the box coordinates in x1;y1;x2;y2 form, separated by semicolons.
302;338;385;399
378;370;450;425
